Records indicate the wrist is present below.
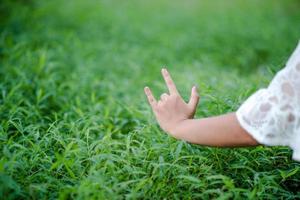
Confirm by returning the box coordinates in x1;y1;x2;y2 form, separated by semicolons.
167;119;188;139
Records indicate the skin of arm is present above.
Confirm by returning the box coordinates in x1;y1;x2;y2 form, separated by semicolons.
144;68;258;147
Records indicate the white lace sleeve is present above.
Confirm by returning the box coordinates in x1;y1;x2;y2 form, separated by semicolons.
236;41;300;161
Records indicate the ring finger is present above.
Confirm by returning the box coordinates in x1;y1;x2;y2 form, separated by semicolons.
160;93;169;101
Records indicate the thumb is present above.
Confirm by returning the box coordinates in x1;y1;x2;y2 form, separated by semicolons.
188;86;200;109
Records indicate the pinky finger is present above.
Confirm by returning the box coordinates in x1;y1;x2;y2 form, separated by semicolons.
144;87;157;110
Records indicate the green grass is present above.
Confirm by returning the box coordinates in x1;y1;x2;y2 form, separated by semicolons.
1;0;300;199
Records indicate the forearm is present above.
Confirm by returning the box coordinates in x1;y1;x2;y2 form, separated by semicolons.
170;112;259;147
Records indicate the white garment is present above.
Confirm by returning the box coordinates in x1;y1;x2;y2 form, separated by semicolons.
236;42;300;161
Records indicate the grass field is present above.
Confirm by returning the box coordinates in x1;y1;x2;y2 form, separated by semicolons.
1;0;300;199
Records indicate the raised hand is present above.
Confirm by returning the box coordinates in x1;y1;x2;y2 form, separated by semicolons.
144;68;200;136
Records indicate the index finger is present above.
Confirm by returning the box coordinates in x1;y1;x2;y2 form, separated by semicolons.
161;68;179;95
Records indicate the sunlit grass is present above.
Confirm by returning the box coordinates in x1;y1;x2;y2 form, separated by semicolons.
1;0;300;199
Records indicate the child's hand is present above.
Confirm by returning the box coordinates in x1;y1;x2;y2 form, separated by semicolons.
144;68;200;135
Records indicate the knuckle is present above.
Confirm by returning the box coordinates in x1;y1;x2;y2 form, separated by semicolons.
158;101;166;108
174;94;180;99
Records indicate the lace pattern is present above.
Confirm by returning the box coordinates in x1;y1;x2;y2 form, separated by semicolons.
236;41;300;161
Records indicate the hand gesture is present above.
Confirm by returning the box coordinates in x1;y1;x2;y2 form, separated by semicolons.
144;68;200;135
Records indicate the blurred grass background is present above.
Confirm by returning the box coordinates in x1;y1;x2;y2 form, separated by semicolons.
1;0;300;199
